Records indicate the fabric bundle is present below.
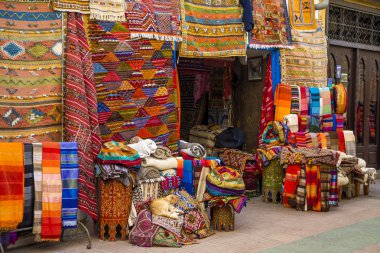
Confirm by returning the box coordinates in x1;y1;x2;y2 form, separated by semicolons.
60;143;79;228
128;139;157;158
18;144;34;234
333;84;347;114
284;114;299;133
206;166;245;196
89;0;126;21
97;141;141;167
179;0;246;58
309;87;320;116
96;163;130;182
179;140;206;159
32;144;43;240
64;12;101;220
41;143;62;241
0;143;24;231
320;87;332;116
249;0;292;49
274;84;292;121
258;57;275;145
125;0;181;41
343;131;356;156
261;121;288;147
293;132;306;147
137;167;161;182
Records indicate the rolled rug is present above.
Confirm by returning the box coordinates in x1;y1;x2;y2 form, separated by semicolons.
128;139;157;158
152;146;172;160
179;140;206;159
142;157;179;171
137;167;161;181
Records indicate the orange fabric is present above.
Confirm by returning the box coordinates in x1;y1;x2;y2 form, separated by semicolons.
274;84;292;121
0;143;24;230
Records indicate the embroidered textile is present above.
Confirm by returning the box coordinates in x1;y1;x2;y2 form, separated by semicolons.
18;144;34;235
99;179;132;241
130;209;160;247
288;0;317;31
309;87;320;116
41;142;62;241
179;0;246;58
218;148;255;172
258;57;275;145
32;143;42;240
274;84;291;121
64;12;101;220
87;20;179;151
60;142;79;228
125;0;181;41
90;0;126;21
97;141;141;167
184;210;204;233
0;143;24;231
52;0;90;13
249;0;292;49
0;2;63;142
152;214;184;237
280;28;327;87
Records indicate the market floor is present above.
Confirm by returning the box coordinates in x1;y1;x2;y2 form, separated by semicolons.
9;180;380;253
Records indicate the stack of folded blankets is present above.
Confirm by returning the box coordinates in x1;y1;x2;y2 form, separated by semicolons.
189;125;226;155
205;166;246;213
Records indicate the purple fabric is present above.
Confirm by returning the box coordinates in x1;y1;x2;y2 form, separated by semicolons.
129;210;160;247
206;180;245;196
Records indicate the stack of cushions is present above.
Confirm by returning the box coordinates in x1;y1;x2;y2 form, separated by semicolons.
206;166;245;196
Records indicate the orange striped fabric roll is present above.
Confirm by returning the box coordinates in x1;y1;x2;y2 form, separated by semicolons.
0;143;24;230
41;142;62;241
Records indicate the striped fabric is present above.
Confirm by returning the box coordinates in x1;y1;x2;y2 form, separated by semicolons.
32;143;43;241
290;85;300;115
320;165;331;212
321;114;333;132
0;143;24;230
329;167;338;206
41;143;62;241
320;87;332;116
299;86;309;116
60;142;79;228
18;144;35;235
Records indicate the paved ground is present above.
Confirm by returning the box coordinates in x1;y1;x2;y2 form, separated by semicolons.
9;180;380;253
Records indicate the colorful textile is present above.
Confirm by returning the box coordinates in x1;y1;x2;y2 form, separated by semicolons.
320;164;331;212
283;164;301;208
298;115;310;132
153;227;181;247
97;141;141;167
309;87;320;116
299;86;309;115
274;84;292;121
206;166;245;196
320;87;332;116
32;143;43;240
87;20;179;152
309;116;321;133
152;214;184;237
337;131;346;153
343;130;356;156
296;164;306;211
60;143;79;228
261;121;288;147
130;209;160;247
181;160;194;195
306;164;321;211
41;143;62;241
328;131;339;151
258;57;275;145
179;0;246;58
280;28;327;87
125;0;181;41
90;0;126;21
333;84;347;114
99;179;132;241
174;190;198;212
0;143;24;231
160;176;181;191
218;148;255;172
205;194;247;213
249;0;292;49
271;50;281;95
262;159;283;203
0;2;63;142
290;86;300;114
184;210;204;232
52;0;90;13
329;167;338;206
322;114;333;132
334;114;344;132
18;144;34;234
288;0;316;31
64;12;101;220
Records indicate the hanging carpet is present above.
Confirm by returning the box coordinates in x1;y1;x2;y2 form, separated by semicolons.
288;0;317;31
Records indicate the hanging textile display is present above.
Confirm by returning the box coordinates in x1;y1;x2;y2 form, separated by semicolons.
64;13;101;220
309;87;320;116
283;164;301;208
32;143;43;241
179;0;246;58
99;179;133;241
89;0;126;21
271;50;281;95
0;143;24;231
274;84;291;122
52;0;90;13
249;0;292;49
320;87;332;116
41;143;62;241
18;144;35;235
125;0;181;41
280;28;327;87
60;142;79;228
0;2;64;143
87;20;179;151
258;58;274;145
288;0;317;31
290;86;300;115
